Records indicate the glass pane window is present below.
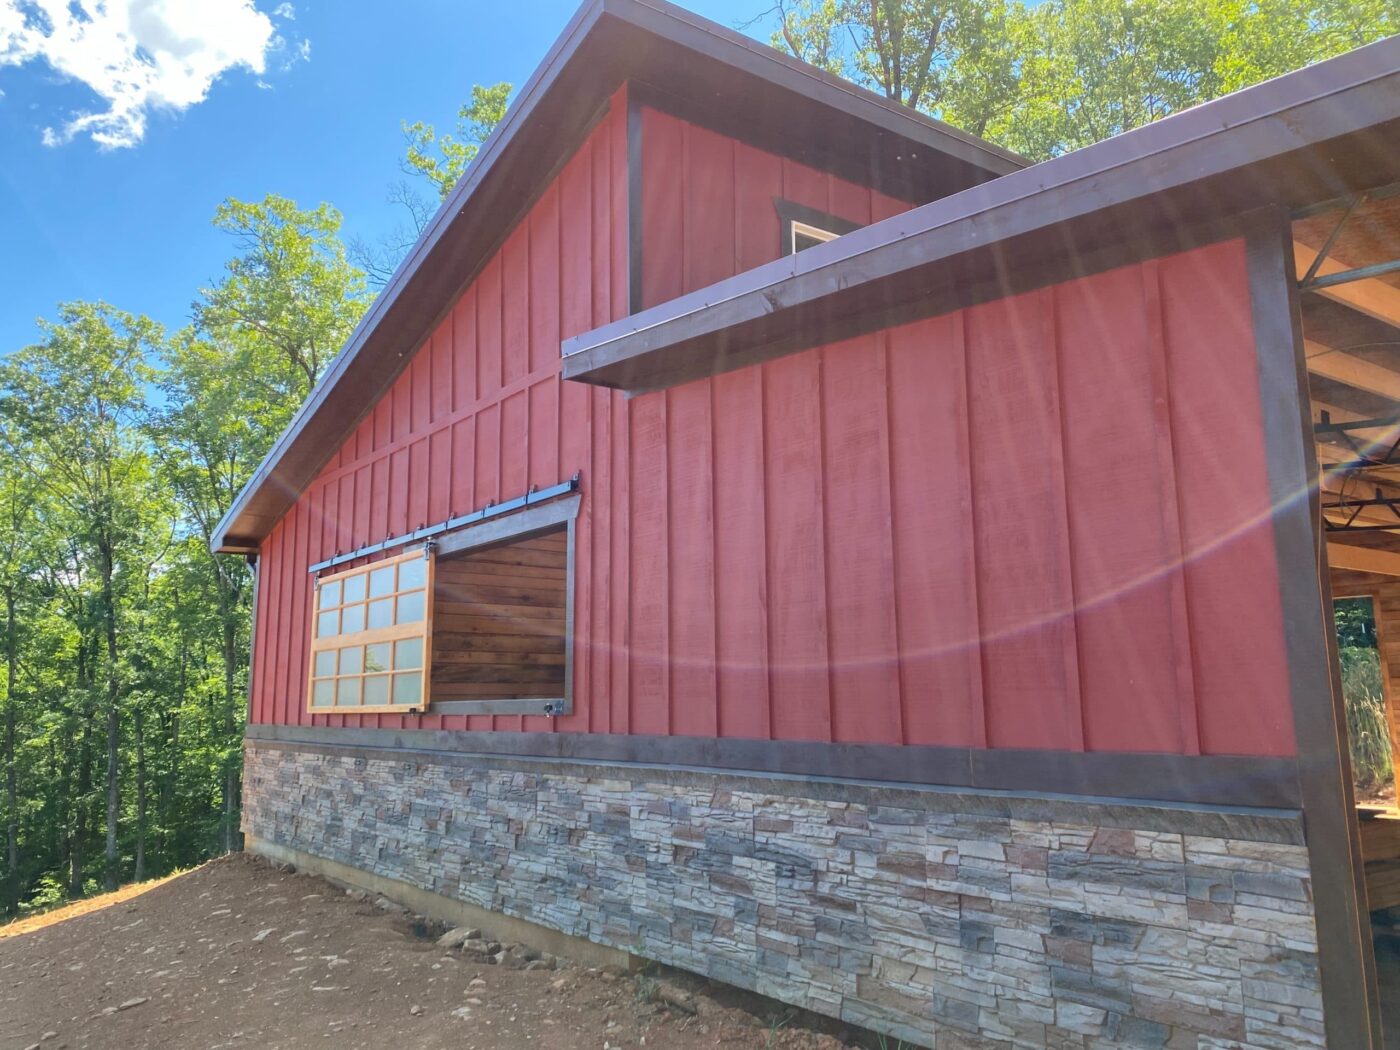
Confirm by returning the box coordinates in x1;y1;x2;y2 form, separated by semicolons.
395;637;423;671
336;678;362;706
398;557;427;592
364;642;391;673
341;603;366;635
369;565;395;598
397;590;425;625
392;673;422;706
363;675;390;706
367;598;393;630
306;548;434;714
343;573;367;604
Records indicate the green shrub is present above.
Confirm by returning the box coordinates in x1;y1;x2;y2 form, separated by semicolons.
1340;645;1393;795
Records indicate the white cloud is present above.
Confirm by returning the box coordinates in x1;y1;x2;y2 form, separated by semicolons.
273;2;294;19
0;0;294;149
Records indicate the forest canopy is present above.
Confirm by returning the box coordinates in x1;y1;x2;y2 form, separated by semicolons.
0;0;1395;916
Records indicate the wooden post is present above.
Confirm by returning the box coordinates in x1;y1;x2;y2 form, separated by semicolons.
1247;210;1383;1048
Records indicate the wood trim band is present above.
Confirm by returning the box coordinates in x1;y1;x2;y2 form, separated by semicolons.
243;722;1301;810
1245;209;1382;1048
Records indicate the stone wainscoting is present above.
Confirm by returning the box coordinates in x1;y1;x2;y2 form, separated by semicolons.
243;739;1325;1049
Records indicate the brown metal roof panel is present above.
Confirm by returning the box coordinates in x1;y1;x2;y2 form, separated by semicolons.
562;34;1400;393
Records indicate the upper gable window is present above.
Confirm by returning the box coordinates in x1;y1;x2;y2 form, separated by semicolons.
775;198;863;258
791;221;840;254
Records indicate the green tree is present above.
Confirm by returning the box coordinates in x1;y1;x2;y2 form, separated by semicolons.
1211;0;1400;94
992;0;1221;159
402;82;512;200
764;0;1399;160
0;303;168;891
765;0;1018;115
148;330;274;853
196;195;369;402
0;434;38;914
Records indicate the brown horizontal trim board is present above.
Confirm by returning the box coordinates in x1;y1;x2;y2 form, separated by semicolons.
562;35;1400;393
212;0;1018;554
244;723;1301;810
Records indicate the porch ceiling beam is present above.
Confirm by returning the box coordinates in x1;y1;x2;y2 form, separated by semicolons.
1305;337;1400;402
1326;542;1400;577
1295;241;1400;330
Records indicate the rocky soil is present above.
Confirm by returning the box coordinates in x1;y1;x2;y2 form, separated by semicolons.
0;853;879;1050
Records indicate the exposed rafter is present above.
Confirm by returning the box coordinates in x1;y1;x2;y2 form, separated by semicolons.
1327;542;1400;576
1306;337;1400;401
1294;241;1400;330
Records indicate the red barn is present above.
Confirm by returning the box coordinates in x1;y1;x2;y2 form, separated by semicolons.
217;3;1400;1045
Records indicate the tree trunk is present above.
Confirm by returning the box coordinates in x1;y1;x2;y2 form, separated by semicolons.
99;539;120;892
221;613;239;854
103;706;118;891
4;588;18;915
134;707;146;883
160;639;186;861
70;713;91;899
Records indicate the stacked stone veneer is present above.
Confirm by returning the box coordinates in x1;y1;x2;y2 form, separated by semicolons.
244;741;1326;1049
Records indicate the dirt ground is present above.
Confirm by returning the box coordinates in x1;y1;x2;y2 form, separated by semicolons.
0;853;875;1050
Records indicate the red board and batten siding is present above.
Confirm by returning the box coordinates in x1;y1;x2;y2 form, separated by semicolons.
620;240;1293;756
638;106;913;309
250;87;630;735
250;95;1297;757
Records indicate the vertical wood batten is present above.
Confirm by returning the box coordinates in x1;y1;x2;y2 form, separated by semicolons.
588;387;612;735
1141;261;1202;754
612;388;631;735
887;314;983;747
262;515;283;726
822;337;900;743
1043;289;1086;750
764;351;832;742
629;393;669;735
295;494;314;727
877;333;906;745
712;366;771;740
667;380;718;737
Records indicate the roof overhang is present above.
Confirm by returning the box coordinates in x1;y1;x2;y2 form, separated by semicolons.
212;0;1022;554
561;35;1400;394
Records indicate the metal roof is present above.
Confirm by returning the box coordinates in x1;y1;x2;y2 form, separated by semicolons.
562;33;1400;393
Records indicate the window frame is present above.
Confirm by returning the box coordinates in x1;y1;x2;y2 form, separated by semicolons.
773;198;863;257
306;547;436;715
428;493;578;717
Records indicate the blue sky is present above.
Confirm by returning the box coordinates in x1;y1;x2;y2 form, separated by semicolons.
0;1;770;355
